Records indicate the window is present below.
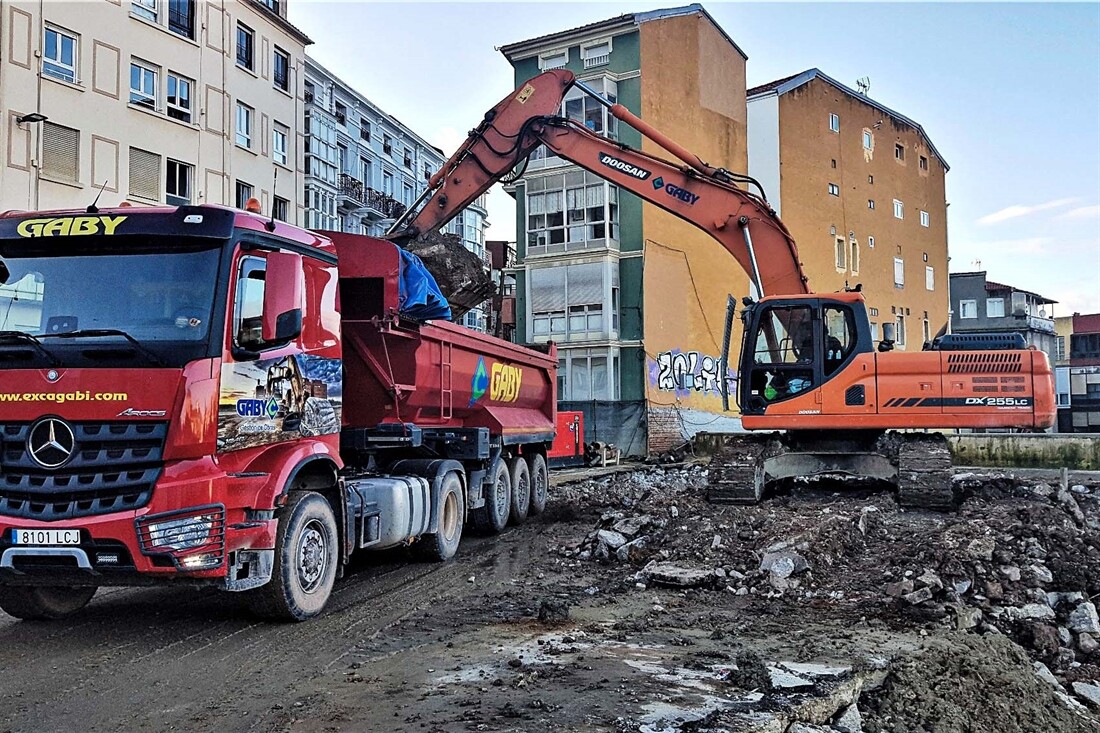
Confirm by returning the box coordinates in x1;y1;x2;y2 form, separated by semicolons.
920;210;930;227
258;0;279;10
868;199;875;210
870;307;879;317
383;134;393;155
581;39;611;68
959;299;977;319
893;257;905;288
166;72;192;122
530;263;612;342
273;47;290;92
273;196;289;222
868;236;875;249
42;122;79;182
987;298;1005;318
868;175;874;184
925;266;935;291
896;315;907;347
129;60;158;110
893;199;904;219
168;0;194;39
863;130;873;150
831;159;837;169
923;319;931;344
1056;335;1066;361
870;322;879;341
166;158;192;205
337;143;348;173
360;157;372;186
236;102;253;148
132;0;157;22
129;147;160;200
919;155;929;171
526;172;619;253
43;26;78;83
828;183;840;196
834;237;846;269
402;183;413;206
235;180;254;209
894;143;905;161
359;118;370;142
850;239;859;274
539;49;567;70
563;78;618;139
829;113;839;132
334;101;347;126
558;349;618;401
233;257;267;351
403;148;412;168
273;123;289;166
304;81;315;103
236;24;254;70
382;170;394;196
423;162;431;180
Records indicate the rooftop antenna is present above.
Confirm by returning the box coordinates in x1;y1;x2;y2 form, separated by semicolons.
266;167;278;231
856;77;870;95
86;180;109;214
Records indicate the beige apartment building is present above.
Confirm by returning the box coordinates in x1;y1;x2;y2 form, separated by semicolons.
748;70;950;349
0;0;309;221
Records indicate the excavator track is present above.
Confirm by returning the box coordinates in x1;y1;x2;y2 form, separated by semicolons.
893;432;955;511
706;434;770;504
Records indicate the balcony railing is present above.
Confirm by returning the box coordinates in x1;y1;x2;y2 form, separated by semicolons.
338;173;406;219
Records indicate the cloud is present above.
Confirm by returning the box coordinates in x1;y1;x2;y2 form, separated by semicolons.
977;198;1079;225
1056;205;1100;222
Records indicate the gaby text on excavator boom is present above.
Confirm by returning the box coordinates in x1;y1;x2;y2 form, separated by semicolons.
387;69;1056;510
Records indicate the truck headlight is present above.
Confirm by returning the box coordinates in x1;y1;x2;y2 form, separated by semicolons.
145;514;216;551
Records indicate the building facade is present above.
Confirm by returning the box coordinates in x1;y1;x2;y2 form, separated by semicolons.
748;70;950;351
1068;312;1100;433
501;4;751;455
301;57;490;330
1;0;309;219
948;272;1057;362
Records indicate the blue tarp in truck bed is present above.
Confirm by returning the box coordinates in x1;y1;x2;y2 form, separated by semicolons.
398;248;452;321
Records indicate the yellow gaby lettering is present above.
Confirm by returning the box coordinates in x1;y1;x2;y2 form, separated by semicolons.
15;218;49;237
13;215;127;237
100;215;127;235
490;363;522;403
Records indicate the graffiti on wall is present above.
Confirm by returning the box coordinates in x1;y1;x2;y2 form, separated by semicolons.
648;349;736;398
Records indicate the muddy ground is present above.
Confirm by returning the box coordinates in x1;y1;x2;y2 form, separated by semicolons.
1;464;1099;732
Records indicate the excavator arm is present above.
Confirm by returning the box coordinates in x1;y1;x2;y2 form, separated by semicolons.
388;69;810;298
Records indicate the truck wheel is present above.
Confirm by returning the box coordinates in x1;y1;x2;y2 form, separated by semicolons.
527;453;549;515
470;460;511;535
508;456;531;525
246;491;338;622
412;471;465;562
0;585;97;620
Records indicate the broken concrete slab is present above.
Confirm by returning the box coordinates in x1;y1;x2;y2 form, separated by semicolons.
765;664;815;692
641;561;713;588
611;515;653;538
1070;681;1100;709
1068;602;1100;635
596;529;627;550
1003;603;1056;622
777;662;853;680
833;703;863;733
760;550;809;579
954;605;983;631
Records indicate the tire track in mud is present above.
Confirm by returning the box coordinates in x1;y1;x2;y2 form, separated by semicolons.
0;528;543;733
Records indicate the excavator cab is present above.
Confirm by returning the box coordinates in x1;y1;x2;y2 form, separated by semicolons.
736;294;872;415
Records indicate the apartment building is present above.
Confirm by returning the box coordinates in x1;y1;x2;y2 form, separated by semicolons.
1068;312;1100;433
0;0;310;219
302;57;491;330
501;4;751;455
748;70;950;351
948;271;1057;361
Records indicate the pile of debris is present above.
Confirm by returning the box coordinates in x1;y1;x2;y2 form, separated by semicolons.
552;464;1100;716
403;229;495;318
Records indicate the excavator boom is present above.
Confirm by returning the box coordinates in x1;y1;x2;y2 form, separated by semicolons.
391;69;809;298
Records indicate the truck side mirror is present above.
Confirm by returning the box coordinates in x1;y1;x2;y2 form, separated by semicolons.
262;251;304;343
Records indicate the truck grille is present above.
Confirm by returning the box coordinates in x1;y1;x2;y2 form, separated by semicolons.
0;421;167;520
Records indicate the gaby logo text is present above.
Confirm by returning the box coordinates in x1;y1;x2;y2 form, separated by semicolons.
16;215;128;238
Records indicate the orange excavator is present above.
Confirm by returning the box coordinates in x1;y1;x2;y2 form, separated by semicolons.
386;69;1055;509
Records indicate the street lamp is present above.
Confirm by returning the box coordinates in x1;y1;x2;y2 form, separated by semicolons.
16;112;47;124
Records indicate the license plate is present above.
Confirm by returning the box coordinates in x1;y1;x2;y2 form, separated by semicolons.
12;529;81;545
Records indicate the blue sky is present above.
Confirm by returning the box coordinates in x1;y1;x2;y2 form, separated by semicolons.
290;2;1100;314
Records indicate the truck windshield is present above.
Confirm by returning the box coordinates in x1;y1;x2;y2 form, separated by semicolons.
0;239;222;368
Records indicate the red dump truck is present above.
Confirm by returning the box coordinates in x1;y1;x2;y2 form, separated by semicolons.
0;205;556;620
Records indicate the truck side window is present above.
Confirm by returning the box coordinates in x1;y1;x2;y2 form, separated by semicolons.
234;256;266;351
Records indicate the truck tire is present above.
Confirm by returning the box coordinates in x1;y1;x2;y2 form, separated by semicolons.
508;456;531;525
469;460;511;535
246;491;338;621
527;453;549;515
0;585;97;620
412;471;465;562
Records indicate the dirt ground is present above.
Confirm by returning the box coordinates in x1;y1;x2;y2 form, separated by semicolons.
1;464;1098;732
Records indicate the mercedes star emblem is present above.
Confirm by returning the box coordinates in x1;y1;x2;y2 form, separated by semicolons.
46;369;60;382
27;417;76;469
